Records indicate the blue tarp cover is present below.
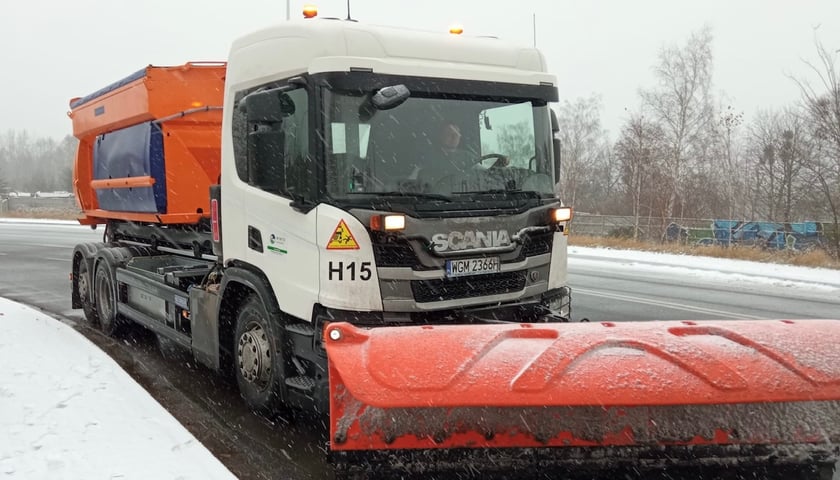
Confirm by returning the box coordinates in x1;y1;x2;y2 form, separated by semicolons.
790;222;819;235
93;122;166;213
710;219;823;250
70;68;146;109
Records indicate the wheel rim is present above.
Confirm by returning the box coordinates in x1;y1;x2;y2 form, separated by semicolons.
96;267;114;322
78;264;90;302
237;321;272;389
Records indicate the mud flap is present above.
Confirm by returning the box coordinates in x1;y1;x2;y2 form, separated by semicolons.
325;320;840;474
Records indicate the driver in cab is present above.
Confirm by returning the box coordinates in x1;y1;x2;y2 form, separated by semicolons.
437;122;470;172
417;122;508;187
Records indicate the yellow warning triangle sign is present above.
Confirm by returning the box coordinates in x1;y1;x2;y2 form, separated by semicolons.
327;219;360;250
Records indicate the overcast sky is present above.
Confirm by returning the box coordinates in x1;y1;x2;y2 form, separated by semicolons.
2;0;839;140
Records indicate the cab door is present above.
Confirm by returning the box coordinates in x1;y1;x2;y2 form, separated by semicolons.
225;84;320;322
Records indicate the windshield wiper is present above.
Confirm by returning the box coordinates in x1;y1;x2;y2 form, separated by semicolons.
347;191;454;202
452;190;545;199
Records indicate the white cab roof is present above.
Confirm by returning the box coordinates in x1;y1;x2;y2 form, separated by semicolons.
227;19;555;88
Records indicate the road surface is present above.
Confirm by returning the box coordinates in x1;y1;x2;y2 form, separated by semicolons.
3;221;838;324
1;220;838;479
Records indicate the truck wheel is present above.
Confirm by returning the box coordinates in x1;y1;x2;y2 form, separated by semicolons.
94;259;121;336
234;294;285;413
77;259;98;325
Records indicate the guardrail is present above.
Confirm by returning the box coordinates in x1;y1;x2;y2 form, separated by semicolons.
572;214;833;252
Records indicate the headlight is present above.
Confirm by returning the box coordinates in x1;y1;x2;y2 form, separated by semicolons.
550;207;573;223
370;214;406;231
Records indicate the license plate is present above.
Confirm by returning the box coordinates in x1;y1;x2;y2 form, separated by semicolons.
445;256;501;277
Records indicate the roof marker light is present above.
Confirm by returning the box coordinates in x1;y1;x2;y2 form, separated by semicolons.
449;24;464;35
303;5;318;18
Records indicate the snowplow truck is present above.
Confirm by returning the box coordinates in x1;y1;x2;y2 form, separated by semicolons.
68;15;839;479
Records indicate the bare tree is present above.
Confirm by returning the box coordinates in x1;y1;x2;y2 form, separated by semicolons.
791;37;840;257
494;121;534;166
0;130;75;194
745;109;812;222
615;111;667;239
584;144;623;214
0;165;9;195
640;26;716;219
554;95;612;211
0;143;10;195
716;104;744;218
746;110;778;219
778;122;810;222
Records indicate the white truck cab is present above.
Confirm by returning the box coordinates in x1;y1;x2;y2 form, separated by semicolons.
219;18;572;328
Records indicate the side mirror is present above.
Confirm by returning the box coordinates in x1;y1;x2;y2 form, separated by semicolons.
371;85;410;111
550;109;561;182
248;130;286;193
243;87;296;193
244;88;296;124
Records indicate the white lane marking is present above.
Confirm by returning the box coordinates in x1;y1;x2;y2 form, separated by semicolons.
575;288;765;320
30;244;71;249
45;257;70;262
0;289;43;296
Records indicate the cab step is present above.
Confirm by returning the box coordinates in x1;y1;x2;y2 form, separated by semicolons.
285;375;316;393
285;323;315;336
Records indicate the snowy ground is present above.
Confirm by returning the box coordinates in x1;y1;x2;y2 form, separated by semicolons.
0;218;80;226
570;245;840;292
1;220;838;479
0;297;235;480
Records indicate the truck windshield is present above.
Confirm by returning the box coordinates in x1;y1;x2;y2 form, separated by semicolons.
324;89;556;205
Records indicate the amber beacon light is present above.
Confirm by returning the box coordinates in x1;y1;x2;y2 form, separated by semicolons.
303;5;318;18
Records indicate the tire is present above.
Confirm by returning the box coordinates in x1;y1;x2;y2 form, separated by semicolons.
93;258;121;336
234;294;286;413
77;259;98;325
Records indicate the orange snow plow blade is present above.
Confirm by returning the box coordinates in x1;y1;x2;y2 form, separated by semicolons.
325;319;840;475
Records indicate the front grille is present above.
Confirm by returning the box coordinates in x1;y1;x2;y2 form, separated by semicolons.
374;233;553;269
411;271;527;303
373;240;417;267
521;233;553;257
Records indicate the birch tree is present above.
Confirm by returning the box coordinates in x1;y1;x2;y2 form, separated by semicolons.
640;27;716;219
715;104;744;218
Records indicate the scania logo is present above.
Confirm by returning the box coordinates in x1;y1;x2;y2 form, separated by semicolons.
431;230;511;252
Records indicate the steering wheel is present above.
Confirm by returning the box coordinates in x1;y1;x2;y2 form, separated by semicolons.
474;153;510;169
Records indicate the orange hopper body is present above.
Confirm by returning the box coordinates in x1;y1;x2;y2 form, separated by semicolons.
68;63;226;225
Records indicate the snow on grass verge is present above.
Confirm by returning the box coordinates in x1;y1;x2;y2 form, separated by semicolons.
569;246;840;291
0;298;235;480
